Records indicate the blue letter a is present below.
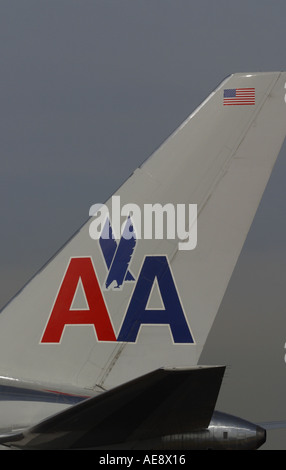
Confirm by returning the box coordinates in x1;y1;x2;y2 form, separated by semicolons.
117;256;194;343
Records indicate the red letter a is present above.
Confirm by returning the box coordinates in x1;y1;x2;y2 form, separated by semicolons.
41;257;116;343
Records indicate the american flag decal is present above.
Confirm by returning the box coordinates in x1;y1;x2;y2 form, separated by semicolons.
223;88;255;106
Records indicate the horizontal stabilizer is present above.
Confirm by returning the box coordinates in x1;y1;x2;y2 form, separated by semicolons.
0;366;225;449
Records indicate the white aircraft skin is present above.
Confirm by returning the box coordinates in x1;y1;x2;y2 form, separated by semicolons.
0;72;285;450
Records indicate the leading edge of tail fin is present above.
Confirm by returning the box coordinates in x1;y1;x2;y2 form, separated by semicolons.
0;72;285;391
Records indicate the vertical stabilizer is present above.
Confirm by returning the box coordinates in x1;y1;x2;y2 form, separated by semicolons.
0;72;286;392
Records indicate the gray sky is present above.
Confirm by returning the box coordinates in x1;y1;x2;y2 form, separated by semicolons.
1;0;286;449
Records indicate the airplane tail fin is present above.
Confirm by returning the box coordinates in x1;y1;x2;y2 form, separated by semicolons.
0;72;286;392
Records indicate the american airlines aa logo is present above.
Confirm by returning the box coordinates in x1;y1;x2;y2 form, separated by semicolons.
41;217;194;344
